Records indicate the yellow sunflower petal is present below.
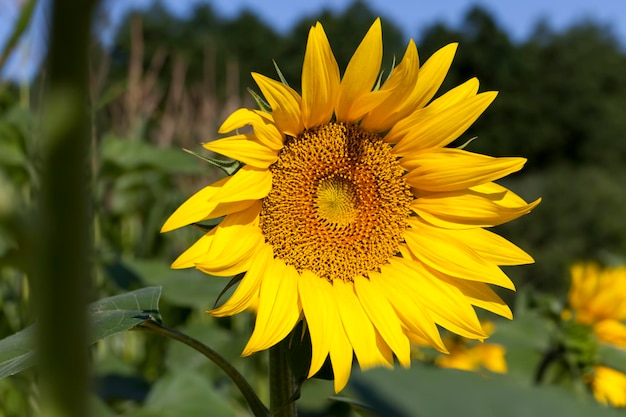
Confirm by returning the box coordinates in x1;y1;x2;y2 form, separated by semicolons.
250;112;284;151
438;275;513;319
243;260;301;355
209;165;272;204
471;182;530;207
405;219;516;290
203;134;278;168
195;202;263;276
208;200;259;222
336;18;383;122
427;77;480;112
219;107;270;133
218;108;284;151
411;190;541;229
334;278;391;370
347;90;392;121
441;227;534;266
384;258;487;340
360;39;420;131
209;244;273;317
161;176;229;232
298;270;338;377
301;22;340;129
171;229;216;269
385;77;480;145
369;270;448;353
252;72;303;136
354;275;411;367
410;43;458;110
329;317;354;393
392;91;498;155
403;148;526;192
374;330;395;367
195;225;263;276
163;167;268;231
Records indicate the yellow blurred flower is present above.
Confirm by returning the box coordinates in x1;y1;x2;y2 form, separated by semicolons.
569;263;626;326
592;366;626;407
422;321;508;374
436;342;507;374
567;263;626;406
163;18;538;392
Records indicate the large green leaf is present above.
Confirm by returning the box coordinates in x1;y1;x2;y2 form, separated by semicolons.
0;287;162;379
351;362;622;417
87;286;162;342
0;327;36;380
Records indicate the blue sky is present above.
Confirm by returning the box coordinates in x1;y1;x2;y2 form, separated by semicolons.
1;0;626;81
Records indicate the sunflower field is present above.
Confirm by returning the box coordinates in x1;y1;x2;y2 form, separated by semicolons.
2;1;626;416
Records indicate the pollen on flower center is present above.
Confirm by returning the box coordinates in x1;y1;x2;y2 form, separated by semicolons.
259;122;413;282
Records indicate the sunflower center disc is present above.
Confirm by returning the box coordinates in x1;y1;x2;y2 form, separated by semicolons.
260;122;413;282
315;177;357;225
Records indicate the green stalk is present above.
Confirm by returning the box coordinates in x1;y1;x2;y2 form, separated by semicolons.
138;319;269;417
269;339;297;417
32;0;96;416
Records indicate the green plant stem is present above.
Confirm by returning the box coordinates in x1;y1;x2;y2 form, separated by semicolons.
138;319;269;417
33;0;97;416
269;339;297;417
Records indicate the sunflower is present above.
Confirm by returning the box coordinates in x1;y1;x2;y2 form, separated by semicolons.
566;263;626;406
436;342;507;374
162;18;539;392
433;321;507;374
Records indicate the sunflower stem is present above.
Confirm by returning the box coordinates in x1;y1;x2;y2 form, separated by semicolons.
32;0;96;416
138;319;269;417
269;339;298;417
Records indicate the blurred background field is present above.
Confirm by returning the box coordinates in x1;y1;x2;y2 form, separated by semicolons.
1;0;626;416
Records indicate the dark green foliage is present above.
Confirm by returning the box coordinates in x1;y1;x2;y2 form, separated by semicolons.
499;167;626;292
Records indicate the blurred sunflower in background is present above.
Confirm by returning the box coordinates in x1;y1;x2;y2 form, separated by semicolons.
434;321;507;374
162;18;539;392
565;263;626;407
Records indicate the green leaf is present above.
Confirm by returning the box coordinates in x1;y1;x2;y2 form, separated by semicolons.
0;287;162;380
88;286;162;341
0;327;36;380
125;370;238;417
487;311;552;382
597;343;626;375
351;362;623;417
91;395;117;417
100;135;205;175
